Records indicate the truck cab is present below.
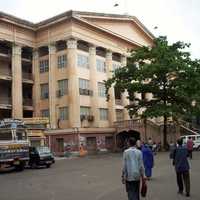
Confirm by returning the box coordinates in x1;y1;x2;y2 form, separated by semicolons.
0;119;29;171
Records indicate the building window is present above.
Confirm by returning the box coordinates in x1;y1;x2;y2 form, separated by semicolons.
98;82;106;97
77;54;89;69
116;109;124;121
99;108;108;120
80;106;91;116
79;78;92;96
59;107;68;120
41;109;49;117
39;60;49;73
40;83;49;99
58;54;67;68
112;62;121;71
96;59;106;72
57;79;68;97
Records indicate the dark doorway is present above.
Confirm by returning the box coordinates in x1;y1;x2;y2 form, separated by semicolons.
116;130;140;150
23;110;33;118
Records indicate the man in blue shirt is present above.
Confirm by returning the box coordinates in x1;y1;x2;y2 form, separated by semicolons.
122;137;145;200
173;138;190;197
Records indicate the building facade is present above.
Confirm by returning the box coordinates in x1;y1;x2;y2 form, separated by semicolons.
0;10;154;155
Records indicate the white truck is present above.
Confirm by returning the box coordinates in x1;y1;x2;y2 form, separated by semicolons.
0;119;29;171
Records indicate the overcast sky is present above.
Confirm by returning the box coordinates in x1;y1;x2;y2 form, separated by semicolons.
1;0;199;58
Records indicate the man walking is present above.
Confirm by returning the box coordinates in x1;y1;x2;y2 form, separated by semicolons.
173;138;190;197
187;137;193;159
122;137;145;200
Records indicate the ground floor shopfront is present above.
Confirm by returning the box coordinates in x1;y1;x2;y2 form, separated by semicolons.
45;128;116;156
44;120;180;156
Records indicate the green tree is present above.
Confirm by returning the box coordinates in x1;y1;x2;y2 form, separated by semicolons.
105;36;200;148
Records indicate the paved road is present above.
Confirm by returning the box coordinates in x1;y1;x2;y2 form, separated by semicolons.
0;152;199;200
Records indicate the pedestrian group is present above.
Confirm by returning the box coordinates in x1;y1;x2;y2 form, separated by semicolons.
122;137;192;200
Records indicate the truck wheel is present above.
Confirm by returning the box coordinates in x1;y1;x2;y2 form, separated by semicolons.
46;164;51;168
30;162;37;169
15;162;25;171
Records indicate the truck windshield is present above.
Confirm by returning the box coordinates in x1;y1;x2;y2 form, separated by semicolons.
16;130;27;140
0;129;12;140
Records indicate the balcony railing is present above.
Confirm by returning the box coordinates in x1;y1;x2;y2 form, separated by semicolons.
0;97;12;105
0;69;12;77
114;119;143;130
0;70;33;80
22;72;33;80
23;98;33;106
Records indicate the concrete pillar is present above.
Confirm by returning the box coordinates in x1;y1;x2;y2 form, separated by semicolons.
121;55;130;120
67;39;80;128
32;49;40;117
89;45;99;127
48;43;57;128
12;44;23;119
106;50;116;126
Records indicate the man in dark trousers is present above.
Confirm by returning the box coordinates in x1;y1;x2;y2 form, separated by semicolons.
122;137;145;200
173;138;190;197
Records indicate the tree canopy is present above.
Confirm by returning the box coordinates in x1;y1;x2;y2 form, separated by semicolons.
105;36;200;147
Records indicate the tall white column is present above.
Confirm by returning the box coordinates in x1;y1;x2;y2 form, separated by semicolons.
121;55;130;120
89;45;99;127
106;51;116;126
12;44;23;118
67;39;80;128
48;43;57;128
32;49;40;117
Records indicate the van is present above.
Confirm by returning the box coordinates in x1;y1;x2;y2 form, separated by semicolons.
180;135;200;150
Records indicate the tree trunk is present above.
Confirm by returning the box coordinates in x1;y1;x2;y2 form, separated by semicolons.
163;115;168;150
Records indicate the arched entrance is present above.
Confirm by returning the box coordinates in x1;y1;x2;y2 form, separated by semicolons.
116;130;140;150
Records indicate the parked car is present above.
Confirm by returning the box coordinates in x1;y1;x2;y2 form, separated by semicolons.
29;146;55;168
180;135;200;151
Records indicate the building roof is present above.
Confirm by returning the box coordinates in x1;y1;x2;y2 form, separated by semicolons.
0;10;154;42
0;11;35;28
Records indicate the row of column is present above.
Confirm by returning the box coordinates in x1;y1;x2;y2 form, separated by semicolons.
10;40;129;126
32;39;130;129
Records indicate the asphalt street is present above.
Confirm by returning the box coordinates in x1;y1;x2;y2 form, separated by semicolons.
0;152;199;200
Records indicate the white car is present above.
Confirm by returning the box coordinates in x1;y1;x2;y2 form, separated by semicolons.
180;135;200;151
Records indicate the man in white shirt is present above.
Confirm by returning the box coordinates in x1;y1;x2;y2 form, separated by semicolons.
122;137;145;200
